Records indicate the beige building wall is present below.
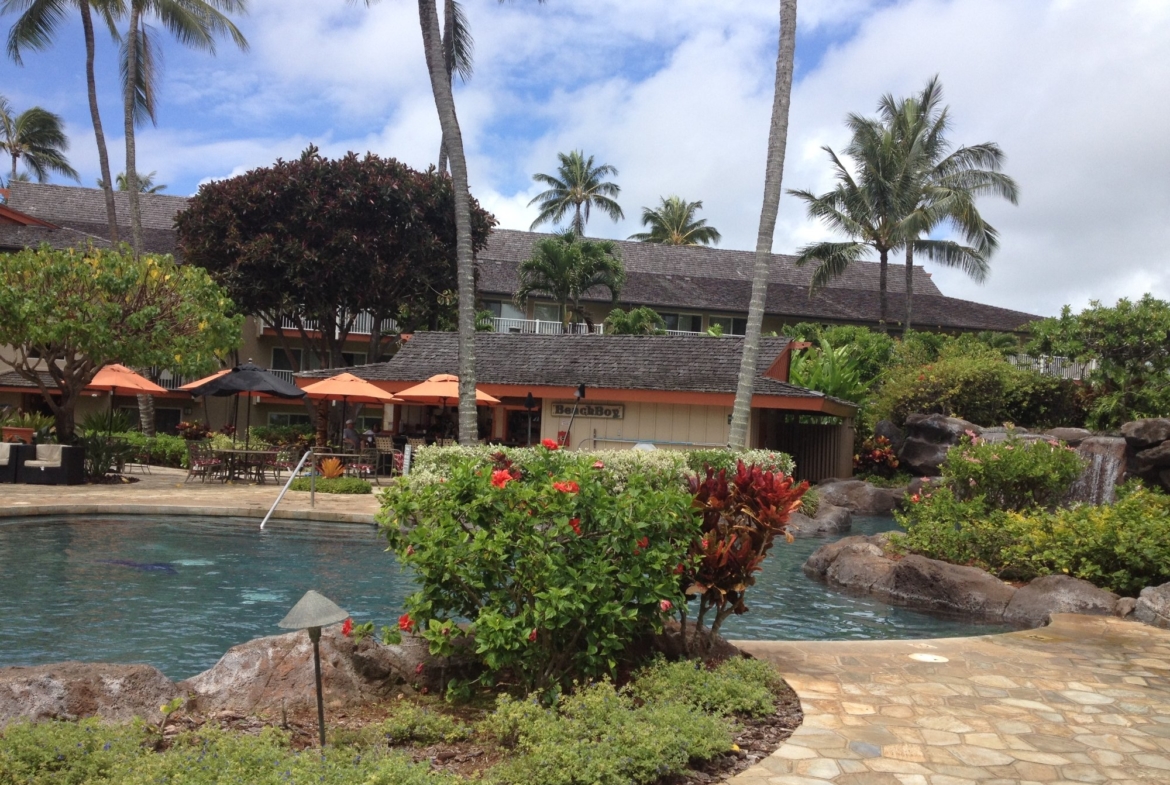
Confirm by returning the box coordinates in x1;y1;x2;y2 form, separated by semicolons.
540;399;735;451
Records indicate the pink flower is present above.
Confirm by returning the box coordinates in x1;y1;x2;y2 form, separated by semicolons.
592;461;605;469
405;545;415;556
491;469;513;489
552;480;579;494
541;439;559;450
341;618;353;637
398;613;415;633
528;628;538;642
910;494;921;503
659;600;673;612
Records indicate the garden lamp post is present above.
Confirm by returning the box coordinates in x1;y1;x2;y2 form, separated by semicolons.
277;590;349;748
563;384;586;449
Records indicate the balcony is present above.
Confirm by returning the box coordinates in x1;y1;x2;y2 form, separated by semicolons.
489;317;603;335
270;369;295;384
262;311;392;337
1007;354;1097;381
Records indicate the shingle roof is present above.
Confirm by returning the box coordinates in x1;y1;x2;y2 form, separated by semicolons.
298;332;852;408
0;223;109;252
0;370;55;389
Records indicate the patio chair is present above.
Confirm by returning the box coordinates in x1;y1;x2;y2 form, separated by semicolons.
185;441;223;483
439;438;456;447
0;442;19;483
16;444;84;485
373;436;401;483
262;447;301;483
345;447;378;481
407;437;427;451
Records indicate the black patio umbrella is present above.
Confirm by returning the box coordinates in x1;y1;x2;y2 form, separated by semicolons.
185;361;306;449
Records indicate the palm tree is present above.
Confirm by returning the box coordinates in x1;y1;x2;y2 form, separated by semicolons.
877;77;1018;331
515;231;625;331
629;196;721;246
120;0;247;254
98;169;166;192
605;306;665;335
4;0;124;242
0;95;78;184
529;150;623;235
727;0;797;449
436;0;471;173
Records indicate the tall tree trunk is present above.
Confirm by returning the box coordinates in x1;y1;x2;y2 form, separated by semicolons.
123;5;144;255
436;0;456;174
877;247;888;332
80;0;119;244
727;0;797;450
9;153;16;182
418;0;478;446
137;393;155;436
904;244;913;333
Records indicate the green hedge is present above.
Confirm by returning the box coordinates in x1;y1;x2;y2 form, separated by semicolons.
113;432;190;468
289;477;372;494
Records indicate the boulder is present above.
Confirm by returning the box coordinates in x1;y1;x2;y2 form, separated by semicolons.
0;662;180;728
1121;418;1170;450
816;479;903;515
1134;583;1170;629
897;414;981;476
873;420;906;453
873;554;1017;619
787;503;852;537
1002;575;1119;627
1114;597;1137;618
1044;427;1093;446
803;534;887;580
825;551;895;592
181;625;472;716
1134;441;1170;471
1068;436;1129;505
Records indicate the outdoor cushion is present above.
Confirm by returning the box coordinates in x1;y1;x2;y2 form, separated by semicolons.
0;443;10;466
24;444;63;468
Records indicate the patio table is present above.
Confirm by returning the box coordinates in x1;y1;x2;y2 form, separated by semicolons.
212;448;278;483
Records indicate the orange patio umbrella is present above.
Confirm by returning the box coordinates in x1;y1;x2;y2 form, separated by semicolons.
393;374;500;406
86;364;168;434
300;373;402;405
177;368;231;392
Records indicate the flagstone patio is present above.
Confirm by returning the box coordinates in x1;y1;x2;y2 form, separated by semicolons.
732;614;1170;785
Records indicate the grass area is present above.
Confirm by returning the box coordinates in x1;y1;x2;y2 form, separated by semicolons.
0;657;787;785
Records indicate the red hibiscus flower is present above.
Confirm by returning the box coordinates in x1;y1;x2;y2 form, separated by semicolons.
491;469;513;489
633;535;650;554
659;600;673;612
541;438;559;450
569;517;582;536
341;618;353;637
552;480;580;494
528;628;538;642
673;563;685;575
398;613;415;633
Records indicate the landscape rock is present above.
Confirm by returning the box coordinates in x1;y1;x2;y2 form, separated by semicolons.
1068;436;1129;505
1121;418;1170;450
803;535;887;580
1044;427;1093;446
787;503;852;537
1134;583;1170;629
872;554;1017;619
1114;597;1137;618
1134;441;1170;470
825;551;895;592
1002;575;1119;627
0;662;180;728
897;414;981;476
873;420;906;453
816;479;903;515
181;625;473;716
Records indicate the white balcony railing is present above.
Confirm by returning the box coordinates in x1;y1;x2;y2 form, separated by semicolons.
1007;354;1097;381
270;369;295;384
263;311;393;337
489;317;603;335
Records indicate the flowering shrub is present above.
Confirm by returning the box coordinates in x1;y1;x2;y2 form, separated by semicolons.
942;433;1084;511
682;462;808;650
853;436;900;478
174;421;211;440
380;446;699;693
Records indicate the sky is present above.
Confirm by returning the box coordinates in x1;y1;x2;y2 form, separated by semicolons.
2;0;1168;318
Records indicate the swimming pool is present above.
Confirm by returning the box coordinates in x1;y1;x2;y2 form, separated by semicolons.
0;515;1011;679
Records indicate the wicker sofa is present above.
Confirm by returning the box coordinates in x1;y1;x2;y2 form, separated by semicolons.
0;443;18;483
15;444;84;485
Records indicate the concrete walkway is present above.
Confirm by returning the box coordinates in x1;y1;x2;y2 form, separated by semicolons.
733;614;1170;785
0;466;383;523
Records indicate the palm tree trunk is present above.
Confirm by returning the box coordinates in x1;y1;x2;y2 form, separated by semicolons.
728;0;797;450
9;153;16;182
137;393;155;436
877;247;888;332
123;4;144;255
572;204;584;236
904;244;913;333
80;0;119;244
436;0;456;174
418;0;478;446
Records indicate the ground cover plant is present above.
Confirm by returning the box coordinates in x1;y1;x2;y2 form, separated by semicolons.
289;476;372;494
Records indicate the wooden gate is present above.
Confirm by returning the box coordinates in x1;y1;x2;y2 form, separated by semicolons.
759;411;854;483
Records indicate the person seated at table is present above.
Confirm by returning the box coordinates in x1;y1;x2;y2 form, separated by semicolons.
342;420;360;451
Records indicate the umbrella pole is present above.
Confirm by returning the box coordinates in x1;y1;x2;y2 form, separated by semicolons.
233;395;239;445
245;395;252;450
108;389;114;437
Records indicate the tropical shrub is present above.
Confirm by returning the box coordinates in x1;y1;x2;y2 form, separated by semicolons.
78;432;136;480
381;444;699;693
379;703;472;745
626;656;782;718
894;486;1016;570
788;337;870;403
289;476;372;494
113;432;189;468
942;435;1084;511
853;436;900;478
800;487;820;517
604;306;666;335
683;463;807;648
175;420;212;440
782;323;895;385
250;424;313;446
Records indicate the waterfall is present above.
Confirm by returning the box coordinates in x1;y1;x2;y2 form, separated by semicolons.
1068;436;1128;505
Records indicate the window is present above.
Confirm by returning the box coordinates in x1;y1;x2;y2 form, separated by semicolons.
268;412;312;426
533;303;561;323
272;348;302;372
708;315;748;336
341;352;367;367
273;349;365;370
660;313;703;333
484;300;526;321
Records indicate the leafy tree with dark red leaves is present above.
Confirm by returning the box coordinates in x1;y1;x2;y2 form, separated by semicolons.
175;145;496;372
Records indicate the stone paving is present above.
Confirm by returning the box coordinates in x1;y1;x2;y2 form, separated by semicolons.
0;466;382;523
732;614;1170;785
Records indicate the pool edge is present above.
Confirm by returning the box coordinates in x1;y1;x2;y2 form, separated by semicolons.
0;503;377;526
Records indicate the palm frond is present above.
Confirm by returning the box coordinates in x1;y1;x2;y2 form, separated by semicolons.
120;19;161;126
913;239;990;283
4;0;70;63
793;241;867;291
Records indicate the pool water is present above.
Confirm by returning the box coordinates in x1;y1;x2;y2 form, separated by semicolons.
0;515;1010;680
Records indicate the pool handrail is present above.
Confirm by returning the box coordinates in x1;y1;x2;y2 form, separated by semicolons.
260;449;314;530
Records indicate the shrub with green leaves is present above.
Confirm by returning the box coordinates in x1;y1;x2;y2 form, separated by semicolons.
627;657;782;718
481;680;733;785
379;702;472;745
381;444;699;693
943;435;1084;511
113;432;189;468
289;476;372;494
894;486;1017;570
